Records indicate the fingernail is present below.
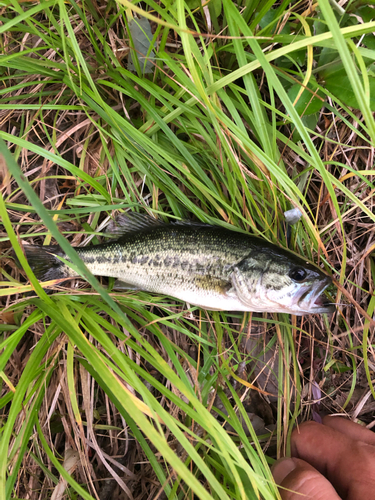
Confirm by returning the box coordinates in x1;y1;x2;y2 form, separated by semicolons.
271;458;297;484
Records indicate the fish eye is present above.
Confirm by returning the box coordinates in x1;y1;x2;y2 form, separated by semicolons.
289;267;307;282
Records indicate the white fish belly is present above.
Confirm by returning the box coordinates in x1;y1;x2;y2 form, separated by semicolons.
85;261;242;310
168;289;251;311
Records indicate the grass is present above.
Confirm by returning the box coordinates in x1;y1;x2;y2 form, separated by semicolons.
0;0;375;498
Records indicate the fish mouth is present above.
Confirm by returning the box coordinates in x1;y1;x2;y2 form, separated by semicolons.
297;276;334;314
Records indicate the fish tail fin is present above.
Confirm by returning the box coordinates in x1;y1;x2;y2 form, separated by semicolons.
16;245;74;282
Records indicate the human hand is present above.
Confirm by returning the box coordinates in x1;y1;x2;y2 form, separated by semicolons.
272;416;375;499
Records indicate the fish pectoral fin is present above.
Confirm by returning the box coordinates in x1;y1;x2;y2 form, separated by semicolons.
225;286;238;299
230;266;254;307
194;275;231;294
113;279;143;291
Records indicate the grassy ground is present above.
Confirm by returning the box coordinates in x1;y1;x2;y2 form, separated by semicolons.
0;0;375;498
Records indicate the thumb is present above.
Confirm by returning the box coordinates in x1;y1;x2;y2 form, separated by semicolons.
272;457;341;500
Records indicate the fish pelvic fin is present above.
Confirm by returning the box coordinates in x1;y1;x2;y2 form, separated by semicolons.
113;279;143;291
18;245;76;282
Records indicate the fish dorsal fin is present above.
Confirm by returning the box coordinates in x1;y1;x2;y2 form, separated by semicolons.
106;212;166;237
174;220;215;228
106;213;216;238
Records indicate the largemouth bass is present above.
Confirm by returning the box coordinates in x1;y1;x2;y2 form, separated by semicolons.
21;214;334;315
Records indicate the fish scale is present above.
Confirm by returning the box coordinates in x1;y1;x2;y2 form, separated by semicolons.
21;214;334;315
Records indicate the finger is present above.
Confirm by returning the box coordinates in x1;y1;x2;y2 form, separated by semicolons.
291;421;375;499
272;457;341;500
322;416;375;446
291;421;354;475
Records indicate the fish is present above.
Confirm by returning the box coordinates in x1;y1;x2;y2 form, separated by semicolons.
20;213;334;315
